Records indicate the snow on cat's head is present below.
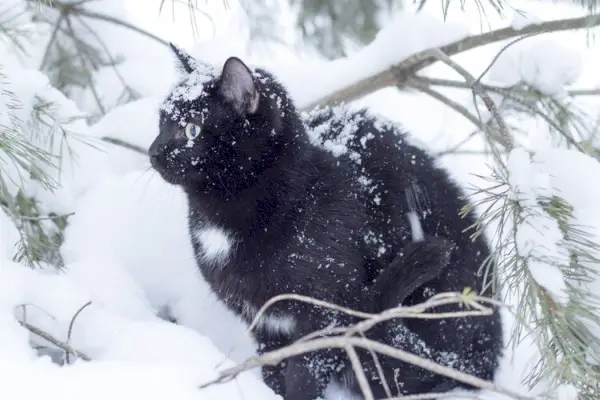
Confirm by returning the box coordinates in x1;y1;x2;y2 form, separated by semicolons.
148;43;302;189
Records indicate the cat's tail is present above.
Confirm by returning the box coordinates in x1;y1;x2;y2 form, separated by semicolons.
370;235;455;313
350;236;456;397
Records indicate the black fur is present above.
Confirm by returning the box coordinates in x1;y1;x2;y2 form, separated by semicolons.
149;46;503;399
337;235;458;398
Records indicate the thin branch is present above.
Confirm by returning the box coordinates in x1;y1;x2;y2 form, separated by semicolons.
568;88;600;96
428;49;514;150
39;13;64;70
303;14;600;111
404;77;492;142
72;7;170;47
414;76;600;98
18;320;91;361
100;136;148;155
65;301;92;364
64;15;106;115
345;344;374;400
198;336;531;400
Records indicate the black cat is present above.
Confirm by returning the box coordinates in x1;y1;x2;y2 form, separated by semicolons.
149;44;503;399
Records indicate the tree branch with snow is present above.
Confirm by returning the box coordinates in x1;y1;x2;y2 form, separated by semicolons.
300;13;600;111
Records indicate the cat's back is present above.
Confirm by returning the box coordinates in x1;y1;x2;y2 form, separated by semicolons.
303;105;485;254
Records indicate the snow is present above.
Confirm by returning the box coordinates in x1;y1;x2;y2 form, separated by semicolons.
510;11;543;31
507;148;570;306
1;0;600;399
555;384;578;400
483;37;582;97
0;259;275;400
275;12;470;108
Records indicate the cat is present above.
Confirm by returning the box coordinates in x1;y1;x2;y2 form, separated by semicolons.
148;44;503;399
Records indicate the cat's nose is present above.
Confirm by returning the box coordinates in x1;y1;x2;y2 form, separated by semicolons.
148;143;162;157
148;136;168;158
148;138;167;168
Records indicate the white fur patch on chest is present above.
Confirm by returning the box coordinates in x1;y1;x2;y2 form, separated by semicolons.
193;225;234;267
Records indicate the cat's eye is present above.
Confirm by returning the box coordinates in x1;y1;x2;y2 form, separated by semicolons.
184;123;202;140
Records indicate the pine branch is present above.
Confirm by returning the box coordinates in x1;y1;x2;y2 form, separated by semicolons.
44;0;169;47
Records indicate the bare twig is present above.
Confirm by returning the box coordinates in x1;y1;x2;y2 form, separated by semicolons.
475;34;538;84
18;320;91;361
428;49;514;150
404;77;496;146
64;15;106;115
100;136;148;155
359;330;392;398
39;13;64;70
198;336;530;400
237;292;508;398
249;291;505;340
345;344;375;400
65;301;92;364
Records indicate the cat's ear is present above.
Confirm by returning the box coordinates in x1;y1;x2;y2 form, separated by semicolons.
169;42;195;74
219;57;260;116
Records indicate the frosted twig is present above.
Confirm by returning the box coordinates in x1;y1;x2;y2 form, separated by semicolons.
65;301;92;364
359;330;392;398
247;293;375;334
221;292;508;398
18;320;91;362
345;344;374;400
303;14;600;111
198;336;531;400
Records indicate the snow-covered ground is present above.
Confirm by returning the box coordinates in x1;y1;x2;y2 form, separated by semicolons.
1;0;599;399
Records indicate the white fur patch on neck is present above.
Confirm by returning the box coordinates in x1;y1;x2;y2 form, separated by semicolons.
194;225;233;267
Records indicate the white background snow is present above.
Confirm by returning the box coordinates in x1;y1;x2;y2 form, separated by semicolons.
1;0;600;399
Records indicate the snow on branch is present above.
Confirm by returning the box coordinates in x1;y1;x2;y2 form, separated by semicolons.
300;14;600;111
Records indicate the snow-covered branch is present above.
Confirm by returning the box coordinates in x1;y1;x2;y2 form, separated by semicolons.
301;14;600;111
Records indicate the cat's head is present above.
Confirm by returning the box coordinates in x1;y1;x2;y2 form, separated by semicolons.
149;43;303;190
